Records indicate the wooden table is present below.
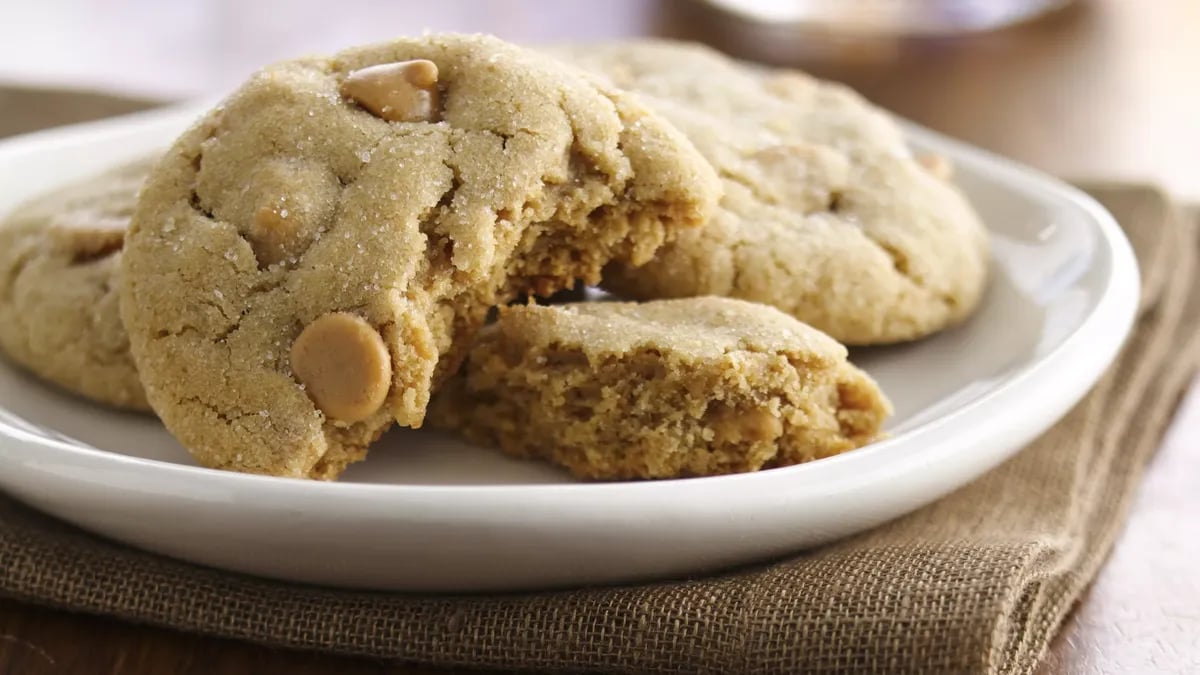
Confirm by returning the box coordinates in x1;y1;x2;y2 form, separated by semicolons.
1;1;1197;672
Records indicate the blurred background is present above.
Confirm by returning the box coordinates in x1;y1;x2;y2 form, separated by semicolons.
0;0;1196;199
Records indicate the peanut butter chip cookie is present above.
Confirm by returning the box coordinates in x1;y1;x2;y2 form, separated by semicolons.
429;297;892;480
120;33;719;479
0;156;156;411
554;40;990;345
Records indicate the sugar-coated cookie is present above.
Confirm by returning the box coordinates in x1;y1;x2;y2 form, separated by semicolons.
555;40;990;345
0;156;156;411
120;34;719;479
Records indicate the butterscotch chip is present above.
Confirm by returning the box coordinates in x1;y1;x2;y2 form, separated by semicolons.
706;404;783;444
215;158;341;269
429;297;891;480
48;220;127;261
249;205;294;266
290;313;391;424
340;60;442;123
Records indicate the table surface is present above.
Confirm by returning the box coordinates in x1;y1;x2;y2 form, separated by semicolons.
1;1;1197;673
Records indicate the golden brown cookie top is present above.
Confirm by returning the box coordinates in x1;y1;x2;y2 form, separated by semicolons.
554;40;989;345
489;296;848;366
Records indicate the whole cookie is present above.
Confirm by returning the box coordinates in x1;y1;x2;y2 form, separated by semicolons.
121;34;719;479
554;41;990;345
429;297;892;480
0;156;156;411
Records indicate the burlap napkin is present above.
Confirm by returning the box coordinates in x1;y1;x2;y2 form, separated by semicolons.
1;88;1198;675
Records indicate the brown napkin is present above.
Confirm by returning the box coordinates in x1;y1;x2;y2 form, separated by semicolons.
1;88;1198;675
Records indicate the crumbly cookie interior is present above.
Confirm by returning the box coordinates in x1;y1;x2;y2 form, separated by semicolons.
430;299;891;480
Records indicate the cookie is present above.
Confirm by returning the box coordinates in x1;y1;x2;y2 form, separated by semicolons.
120;34;720;479
0;156;156;411
429;297;891;480
552;40;990;345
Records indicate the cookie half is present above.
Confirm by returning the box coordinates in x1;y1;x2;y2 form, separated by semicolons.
429;297;891;480
554;40;990;345
120;34;720;479
0;156;156;411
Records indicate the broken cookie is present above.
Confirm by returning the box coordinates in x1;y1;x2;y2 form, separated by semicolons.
120;33;719;479
429;297;892;480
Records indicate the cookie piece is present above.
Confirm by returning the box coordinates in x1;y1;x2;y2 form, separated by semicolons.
429;297;891;480
0;156;156;411
553;40;990;345
120;34;719;479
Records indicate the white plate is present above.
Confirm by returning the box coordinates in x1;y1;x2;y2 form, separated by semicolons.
0;102;1138;592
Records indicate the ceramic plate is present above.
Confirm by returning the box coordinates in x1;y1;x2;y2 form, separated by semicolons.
0;102;1138;592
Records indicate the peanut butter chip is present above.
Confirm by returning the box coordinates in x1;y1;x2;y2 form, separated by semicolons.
49;215;127;260
707;405;784;444
290;313;391;423
250;205;296;266
340;60;442;123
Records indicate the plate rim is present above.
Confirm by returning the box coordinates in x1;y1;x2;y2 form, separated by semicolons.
0;101;1141;504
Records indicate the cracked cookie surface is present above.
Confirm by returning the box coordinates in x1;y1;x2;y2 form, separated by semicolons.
553;40;990;345
0;156;156;411
120;33;719;479
429;297;892;480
